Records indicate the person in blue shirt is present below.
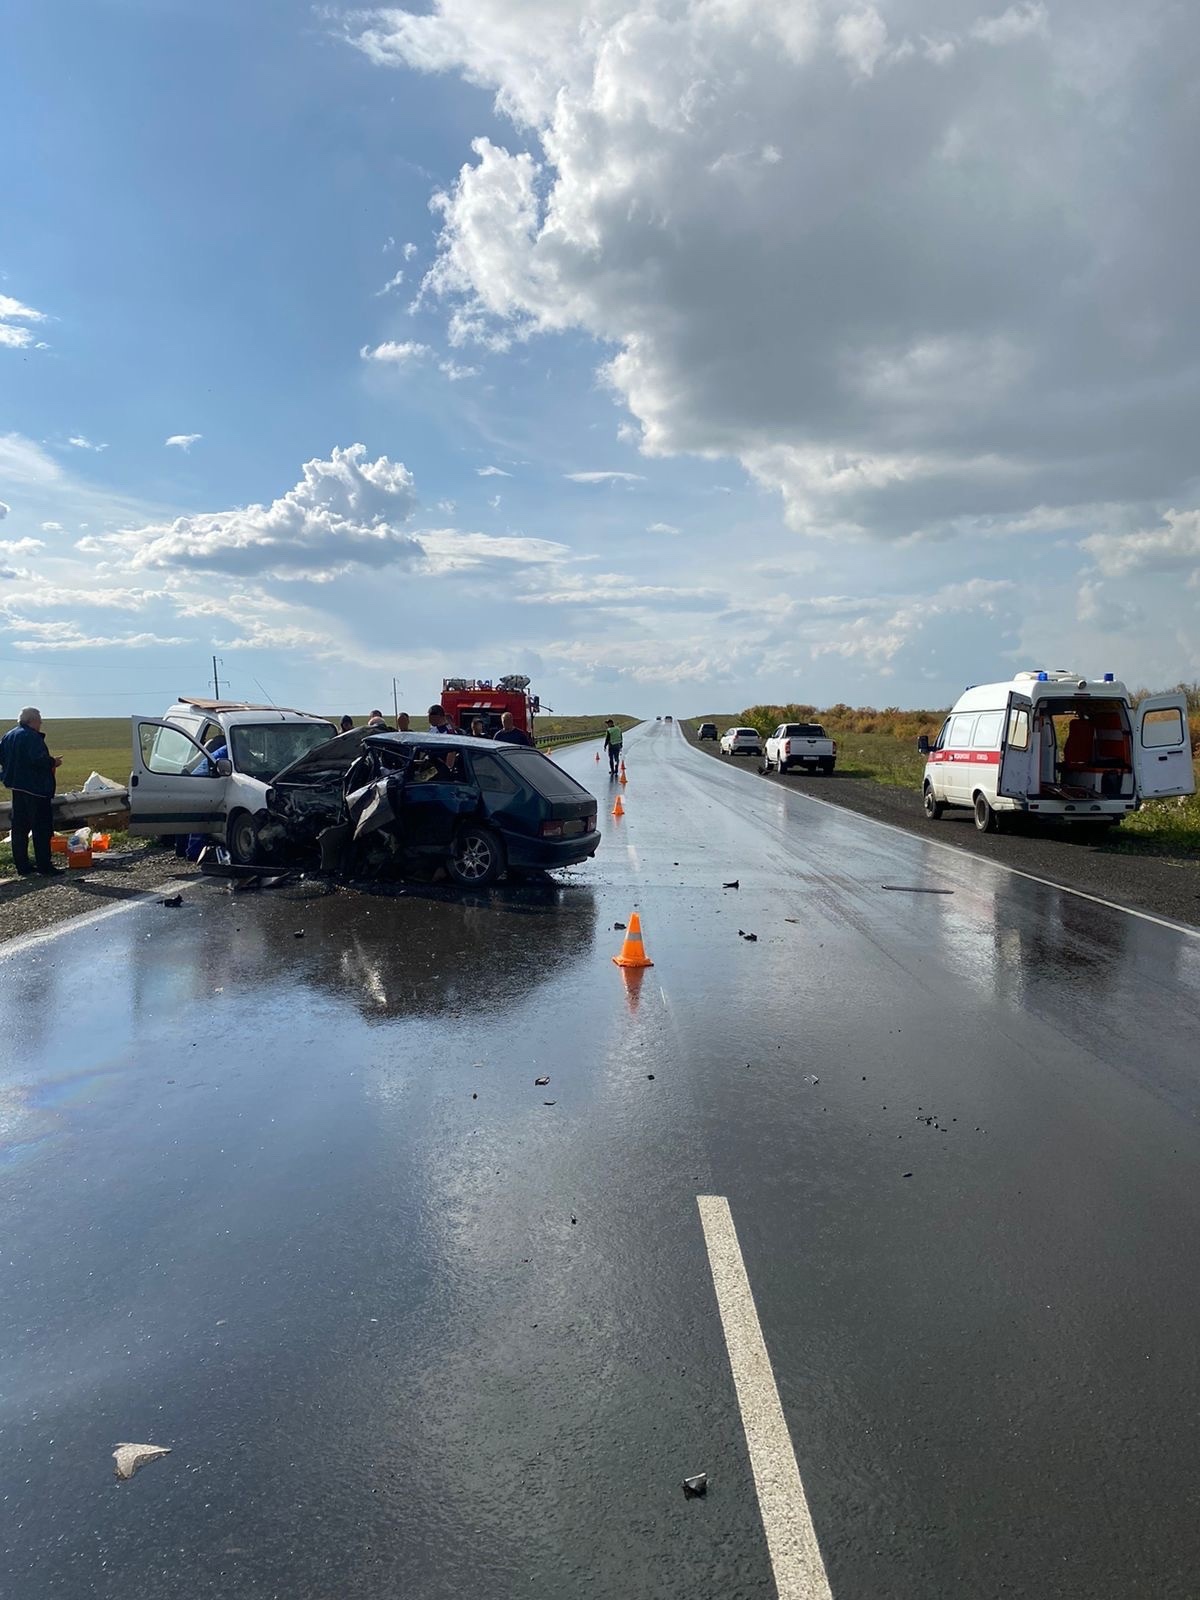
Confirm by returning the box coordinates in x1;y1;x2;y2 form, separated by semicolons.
1;707;63;876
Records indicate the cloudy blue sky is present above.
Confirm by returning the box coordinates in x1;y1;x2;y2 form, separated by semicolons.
2;0;1197;720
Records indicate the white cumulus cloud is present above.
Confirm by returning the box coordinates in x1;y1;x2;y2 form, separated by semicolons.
0;537;44;556
476;465;511;477
0;292;49;351
165;433;202;451
68;435;106;451
360;339;430;364
99;443;422;580
349;0;1200;550
646;521;680;535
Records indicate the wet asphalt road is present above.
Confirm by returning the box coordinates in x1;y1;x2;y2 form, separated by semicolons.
4;719;1200;1599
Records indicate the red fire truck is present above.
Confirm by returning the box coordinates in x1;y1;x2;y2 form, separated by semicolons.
440;675;542;738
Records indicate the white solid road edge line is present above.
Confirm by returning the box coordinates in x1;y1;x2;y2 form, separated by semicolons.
784;785;1200;942
0;879;201;961
697;1194;834;1600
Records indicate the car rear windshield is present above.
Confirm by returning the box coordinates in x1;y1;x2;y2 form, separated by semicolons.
784;723;826;736
499;746;589;801
736;728;759;737
230;723;337;780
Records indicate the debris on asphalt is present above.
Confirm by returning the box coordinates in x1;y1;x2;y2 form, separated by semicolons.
159;894;183;908
543;1100;557;1106
723;880;739;889
902;1172;913;1179
535;1075;550;1086
803;1074;819;1085
113;1442;171;1481
784;917;799;923
570;1214;577;1224
682;1473;708;1497
472;1092;478;1099
881;885;954;894
293;929;305;938
232;877;261;894
613;921;627;930
737;930;758;942
647;1073;655;1080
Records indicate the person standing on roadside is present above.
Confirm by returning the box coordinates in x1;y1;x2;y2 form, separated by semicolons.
494;711;532;747
396;711;411;733
1;707;63;877
602;718;623;776
428;703;462;737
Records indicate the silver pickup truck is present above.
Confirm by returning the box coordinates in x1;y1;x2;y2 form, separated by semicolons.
763;722;837;775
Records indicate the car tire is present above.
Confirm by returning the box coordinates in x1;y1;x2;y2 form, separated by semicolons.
778;760;789;775
227;809;261;865
820;760;834;775
447;823;504;886
923;784;945;820
973;793;998;833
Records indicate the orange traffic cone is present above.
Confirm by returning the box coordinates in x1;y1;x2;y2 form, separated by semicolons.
612;911;654;969
611;793;625;817
619;766;628;785
595;750;601;762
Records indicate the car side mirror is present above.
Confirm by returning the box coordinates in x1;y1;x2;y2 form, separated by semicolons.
916;735;931;755
213;758;233;776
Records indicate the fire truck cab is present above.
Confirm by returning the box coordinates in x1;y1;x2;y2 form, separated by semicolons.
440;674;541;738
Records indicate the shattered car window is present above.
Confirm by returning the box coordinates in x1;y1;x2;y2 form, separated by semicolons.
230;723;336;780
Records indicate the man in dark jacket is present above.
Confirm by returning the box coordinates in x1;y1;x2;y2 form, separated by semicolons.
1;707;63;876
493;711;533;746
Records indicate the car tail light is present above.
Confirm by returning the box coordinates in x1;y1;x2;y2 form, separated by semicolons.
540;820;564;838
784;740;792;755
586;812;596;832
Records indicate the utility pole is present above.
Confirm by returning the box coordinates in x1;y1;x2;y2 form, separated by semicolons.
392;677;400;722
211;655;225;700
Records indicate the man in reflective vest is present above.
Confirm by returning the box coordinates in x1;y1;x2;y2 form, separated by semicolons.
602;719;623;776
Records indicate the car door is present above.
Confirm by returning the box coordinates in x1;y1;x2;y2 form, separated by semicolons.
1133;694;1196;799
942;713;977;803
996;694;1033;799
399;750;481;848
128;718;228;837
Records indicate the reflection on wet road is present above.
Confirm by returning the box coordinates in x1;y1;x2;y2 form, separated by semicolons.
3;720;1200;1598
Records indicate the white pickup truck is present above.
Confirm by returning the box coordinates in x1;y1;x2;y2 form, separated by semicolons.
763;722;837;775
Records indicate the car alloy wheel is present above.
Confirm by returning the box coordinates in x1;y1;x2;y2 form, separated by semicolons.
923;784;945;820
448;824;503;886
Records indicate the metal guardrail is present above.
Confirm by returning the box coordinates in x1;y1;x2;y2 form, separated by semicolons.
536;729;608;749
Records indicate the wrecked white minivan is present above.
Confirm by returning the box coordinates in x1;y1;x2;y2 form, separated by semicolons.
128;697;337;861
919;670;1195;833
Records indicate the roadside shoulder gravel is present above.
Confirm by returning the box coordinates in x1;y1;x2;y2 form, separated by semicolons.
0;846;199;948
681;722;1200;931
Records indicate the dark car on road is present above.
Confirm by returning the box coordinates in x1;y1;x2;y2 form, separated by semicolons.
261;730;600;885
698;721;718;740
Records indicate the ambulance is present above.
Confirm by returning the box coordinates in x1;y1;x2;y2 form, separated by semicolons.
919;670;1195;833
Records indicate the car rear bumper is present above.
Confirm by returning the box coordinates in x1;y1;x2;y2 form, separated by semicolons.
504;829;602;869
